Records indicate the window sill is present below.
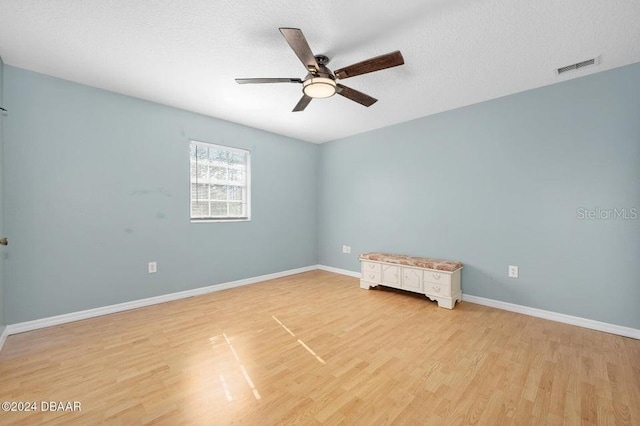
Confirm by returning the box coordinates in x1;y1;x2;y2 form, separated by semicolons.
190;218;251;223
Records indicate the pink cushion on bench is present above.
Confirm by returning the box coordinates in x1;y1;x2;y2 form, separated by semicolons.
359;252;463;272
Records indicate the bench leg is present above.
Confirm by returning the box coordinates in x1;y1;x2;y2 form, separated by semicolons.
435;297;455;309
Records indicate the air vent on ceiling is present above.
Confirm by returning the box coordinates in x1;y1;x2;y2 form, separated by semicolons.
556;57;599;76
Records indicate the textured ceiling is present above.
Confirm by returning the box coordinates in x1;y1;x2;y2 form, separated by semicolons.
1;0;639;143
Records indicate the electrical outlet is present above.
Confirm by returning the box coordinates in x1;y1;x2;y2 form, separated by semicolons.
508;265;518;278
342;245;347;253
346;246;351;253
148;261;157;274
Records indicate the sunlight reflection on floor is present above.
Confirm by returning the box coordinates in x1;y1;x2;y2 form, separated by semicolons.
272;316;326;365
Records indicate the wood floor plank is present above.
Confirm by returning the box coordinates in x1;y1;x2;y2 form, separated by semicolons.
1;270;639;425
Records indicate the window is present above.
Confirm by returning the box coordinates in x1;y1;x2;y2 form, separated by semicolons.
190;141;251;221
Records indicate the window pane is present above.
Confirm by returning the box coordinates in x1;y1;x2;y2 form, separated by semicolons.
212;166;227;181
228;152;245;165
195;146;209;160
210;185;227;200
228;202;244;216
195;184;209;200
191;201;209;217
228;169;244;183
210;202;227;216
196;162;208;181
228;186;243;201
210;149;227;162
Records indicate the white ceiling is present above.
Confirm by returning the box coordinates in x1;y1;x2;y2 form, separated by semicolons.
1;1;639;143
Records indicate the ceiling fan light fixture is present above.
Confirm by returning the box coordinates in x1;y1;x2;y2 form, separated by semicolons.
303;77;336;98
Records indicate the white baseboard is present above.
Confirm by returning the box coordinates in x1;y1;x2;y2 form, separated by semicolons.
462;294;640;340
0;326;8;352
4;265;637;345
319;265;639;340
5;265;318;336
317;264;361;278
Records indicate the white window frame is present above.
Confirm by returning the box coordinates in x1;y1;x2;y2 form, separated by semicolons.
189;140;251;222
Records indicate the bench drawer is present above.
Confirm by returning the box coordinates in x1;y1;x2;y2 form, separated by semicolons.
424;281;452;297
361;262;382;283
423;270;451;286
362;269;381;283
362;261;381;274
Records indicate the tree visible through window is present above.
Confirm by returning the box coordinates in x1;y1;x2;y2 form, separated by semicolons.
190;141;251;221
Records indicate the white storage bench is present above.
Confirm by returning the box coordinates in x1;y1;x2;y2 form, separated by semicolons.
359;252;463;309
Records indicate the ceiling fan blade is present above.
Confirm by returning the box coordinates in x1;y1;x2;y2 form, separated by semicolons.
279;28;319;72
336;84;377;107
334;51;404;80
293;94;312;112
235;78;302;84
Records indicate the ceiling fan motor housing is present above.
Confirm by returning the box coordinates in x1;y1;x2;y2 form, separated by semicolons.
314;55;330;66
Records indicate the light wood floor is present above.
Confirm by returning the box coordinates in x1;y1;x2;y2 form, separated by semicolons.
1;270;639;425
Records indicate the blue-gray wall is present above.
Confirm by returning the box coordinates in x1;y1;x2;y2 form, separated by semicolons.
3;62;639;330
318;63;640;329
0;56;5;334
4;66;318;323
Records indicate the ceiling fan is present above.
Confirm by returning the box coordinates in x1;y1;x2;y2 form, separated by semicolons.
235;28;405;112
